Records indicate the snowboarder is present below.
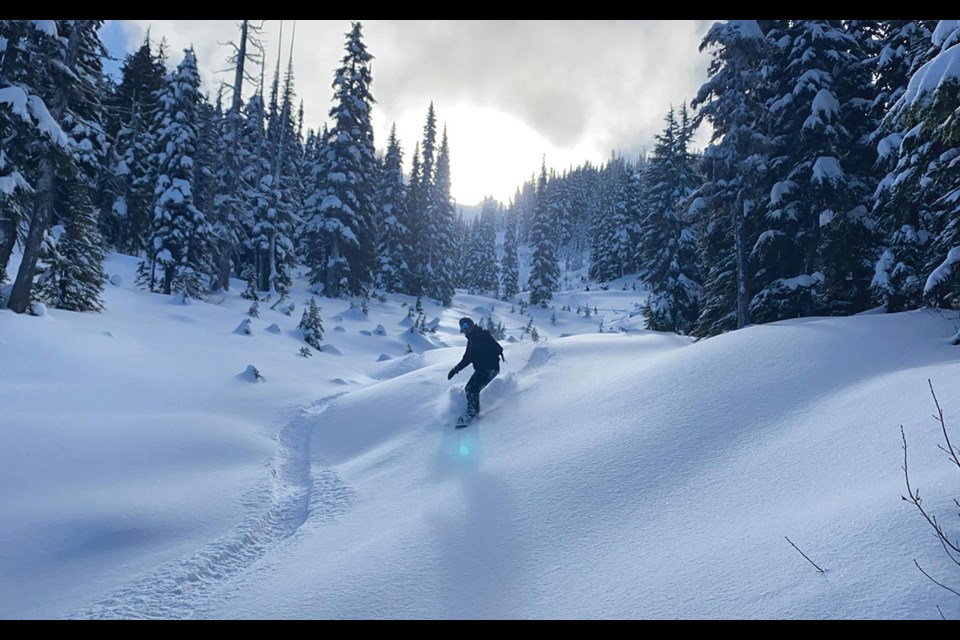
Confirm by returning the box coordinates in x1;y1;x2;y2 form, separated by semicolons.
448;316;505;425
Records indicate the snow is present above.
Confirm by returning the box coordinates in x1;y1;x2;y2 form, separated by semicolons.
810;88;839;121
1;253;960;619
924;246;960;294
811;156;843;185
932;20;960;48
0;86;33;123
899;24;960;110
770;180;796;205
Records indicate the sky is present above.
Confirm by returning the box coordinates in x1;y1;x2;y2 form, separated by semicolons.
99;20;715;206
2;248;959;618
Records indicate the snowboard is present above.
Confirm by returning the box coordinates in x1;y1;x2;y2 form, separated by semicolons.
454;415;476;429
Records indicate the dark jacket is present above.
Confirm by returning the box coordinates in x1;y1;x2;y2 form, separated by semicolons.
452;327;504;374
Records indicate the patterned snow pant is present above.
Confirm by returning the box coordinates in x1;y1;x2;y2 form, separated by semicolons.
465;368;499;418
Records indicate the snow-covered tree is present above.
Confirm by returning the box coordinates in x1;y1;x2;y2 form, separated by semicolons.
882;22;960;308
376;124;412;293
464;196;499;295
137;47;215;297
500;202;520;300
428;127;457;306
298;297;324;349
303;22;377;298
690;20;773;336
640;105;702;334
100;33;166;255
528;160;559;306
5;21;108;313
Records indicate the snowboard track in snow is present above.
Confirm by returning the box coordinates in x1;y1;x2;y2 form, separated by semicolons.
69;393;355;620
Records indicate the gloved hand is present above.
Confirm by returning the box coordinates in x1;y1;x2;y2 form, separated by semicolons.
447;368;457;380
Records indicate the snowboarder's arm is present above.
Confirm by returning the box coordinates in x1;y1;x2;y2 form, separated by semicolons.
451;343;472;375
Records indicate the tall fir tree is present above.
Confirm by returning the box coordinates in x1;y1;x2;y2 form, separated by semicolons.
464;196;499;295
689;20;772;336
100;33;166;254
34;20;107;312
527;159;559;306
640;105;702;334
137;47;215;297
904;22;960;308
501;200;520;300
303;22;377;298
0;21;58;287
6;21;108;313
428;127;457;306
875;21;960;309
870;20;938;312
376;124;412;293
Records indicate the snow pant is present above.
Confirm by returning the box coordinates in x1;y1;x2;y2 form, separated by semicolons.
465;368;499;418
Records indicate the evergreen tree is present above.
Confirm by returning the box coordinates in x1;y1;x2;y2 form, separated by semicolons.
407;142;430;296
0;21;53;286
303;22;377;298
465;196;499;295
376;124;412;293
500;201;520;300
528;160;559;306
904;22;960;307
5;21;88;312
590;154;635;282
6;21;109;313
640;105;702;334
298;297;324;349
876;21;960;309
211;20;265;292
100;33;166;254
689;20;772;336
35;21;108;312
137;48;214;297
428;126;456;305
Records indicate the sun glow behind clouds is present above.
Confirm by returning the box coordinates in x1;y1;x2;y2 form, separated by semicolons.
375;103;598;207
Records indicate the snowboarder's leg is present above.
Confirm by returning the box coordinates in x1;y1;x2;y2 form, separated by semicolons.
464;369;498;419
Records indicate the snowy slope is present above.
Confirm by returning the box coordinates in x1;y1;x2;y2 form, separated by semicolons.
196;311;960;619
2;254;960;619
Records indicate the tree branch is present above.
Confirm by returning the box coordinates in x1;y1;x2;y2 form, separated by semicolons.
785;536;825;573
914;559;960;599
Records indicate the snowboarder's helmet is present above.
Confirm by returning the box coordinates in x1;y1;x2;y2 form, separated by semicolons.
458;317;475;333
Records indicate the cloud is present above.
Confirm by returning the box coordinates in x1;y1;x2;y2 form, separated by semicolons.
107;20;715;203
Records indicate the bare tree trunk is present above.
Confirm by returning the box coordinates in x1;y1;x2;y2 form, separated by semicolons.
325;237;339;297
216;19;250;292
8;160;56;312
0;212;17;284
735;196;751;329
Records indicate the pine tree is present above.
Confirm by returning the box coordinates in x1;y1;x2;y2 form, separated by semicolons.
465;196;499;295
100;33;166;254
640;105;702;334
590;154;636;282
1;22;50;287
781;21;879;316
500;201;520;300
528;159;559;306
376;123;412;293
689;20;772;336
210;20;265;292
428;126;457;306
303;22;377;298
877;22;960;309
908;22;960;307
6;21;97;313
298;297;324;349
137;47;215;297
